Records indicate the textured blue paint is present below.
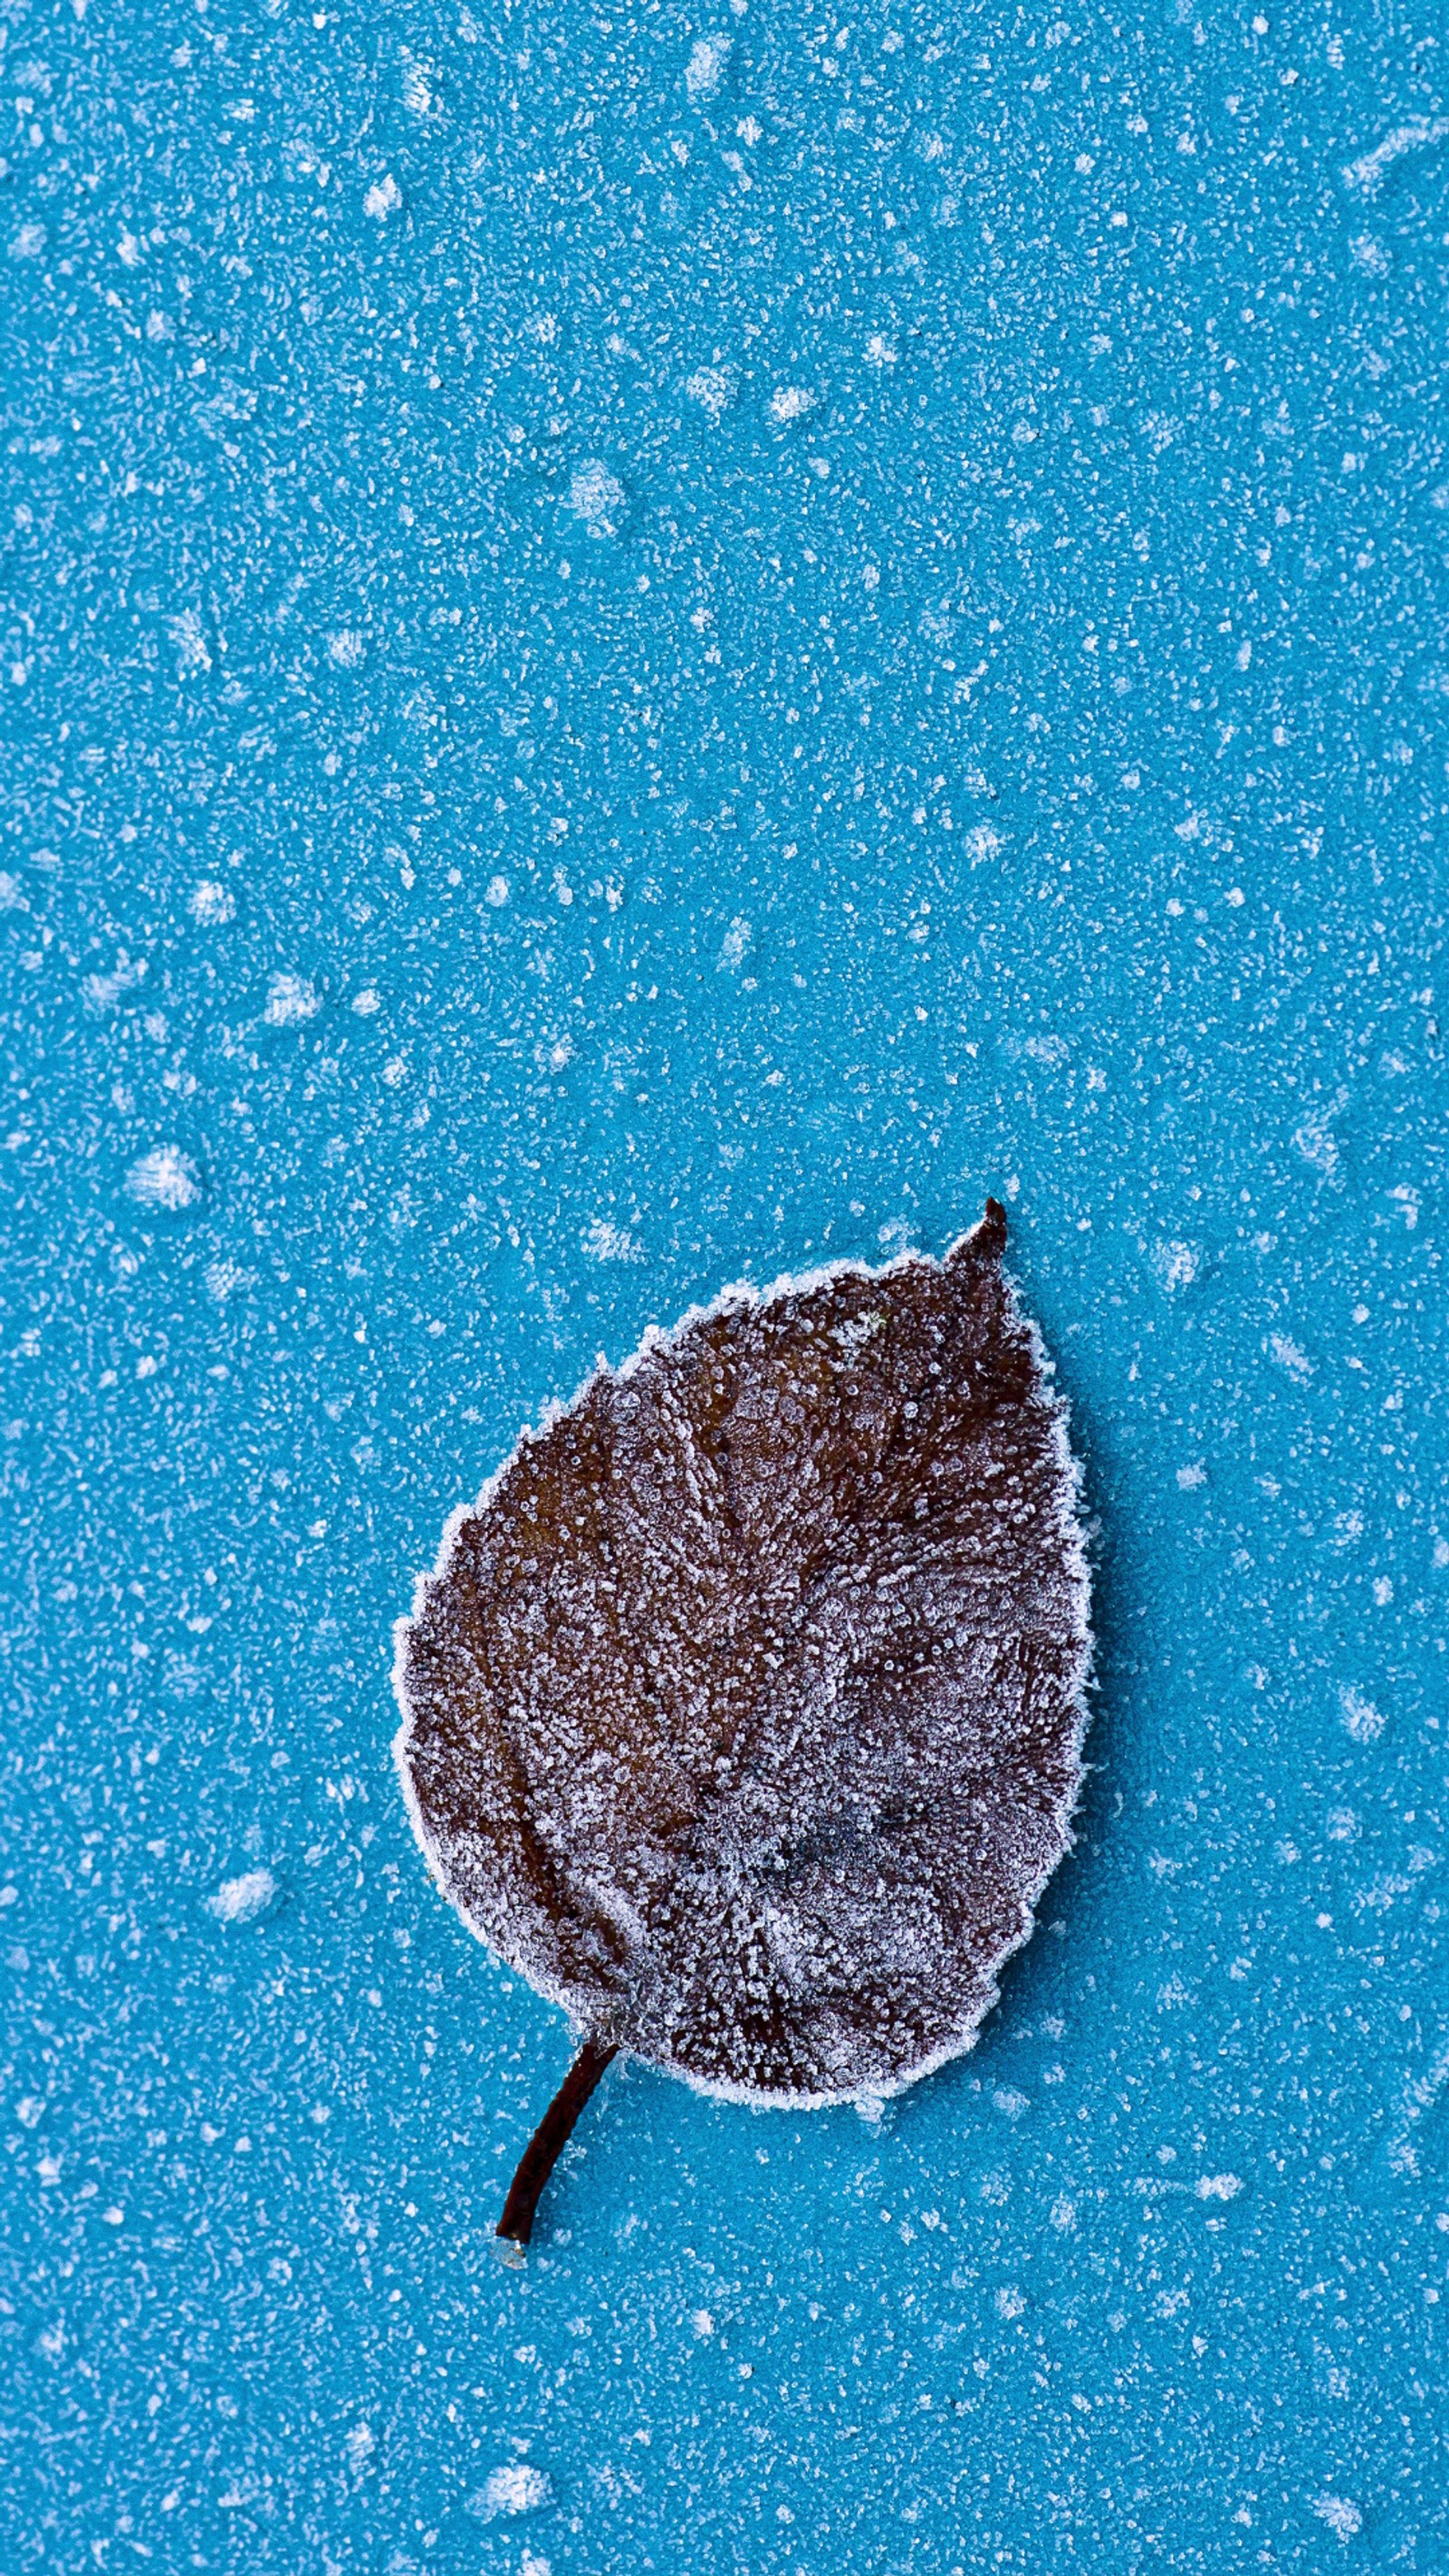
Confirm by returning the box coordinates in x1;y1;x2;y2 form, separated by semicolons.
3;0;1446;2569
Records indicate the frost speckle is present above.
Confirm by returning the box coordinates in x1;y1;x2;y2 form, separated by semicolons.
466;2464;555;2521
1341;117;1448;197
189;879;235;926
206;1260;255;1302
769;386;816;423
400;56;435;115
1152;1240;1202;1294
1268;1332;1314;1383
206;1870;277;1927
1310;2494;1363;2542
264;973;321;1027
684;34;730;101
583;1219;645;1264
83;954;147;1012
567;460;627;537
1339;1687;1386;1745
127;1146;202;1212
686;366;736;422
327;630;366;668
364;174;402;220
1293;1097;1345;1178
718;916;753;970
168;610;212;677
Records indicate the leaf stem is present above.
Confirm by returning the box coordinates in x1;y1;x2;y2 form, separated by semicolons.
495;2034;619;2253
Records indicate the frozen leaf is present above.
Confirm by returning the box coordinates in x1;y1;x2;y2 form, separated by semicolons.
393;1202;1090;2248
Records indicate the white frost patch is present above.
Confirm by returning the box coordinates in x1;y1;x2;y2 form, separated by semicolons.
686;366;735;421
1268;1331;1313;1383
351;986;381;1015
400;56;435;114
568;460;626;537
364;174;402;219
264;972;321;1027
206;1869;276;1927
327;629;366;668
1310;2494;1363;2542
1339;1686;1386;1745
169;610;211;676
83;953;147;1011
1341;117;1449;197
1385;2034;1449;2179
1151;1239;1202;1294
1293;1085;1348;1178
718;916;753;970
964;822;1003;864
468;2464;554;2521
583;1219;645;1264
864;332;897;367
1022;1033;1069;1070
344;2420;375;2472
485;875;510;907
189;879;235;926
684;33;730;101
769;385;815;423
128;1146;201;1211
1176;1462;1207;1491
1195;2173;1243;2201
205;1260;255;1302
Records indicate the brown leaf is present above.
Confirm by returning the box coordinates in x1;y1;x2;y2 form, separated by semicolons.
393;1201;1090;2245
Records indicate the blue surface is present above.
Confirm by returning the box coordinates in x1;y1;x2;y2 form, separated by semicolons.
4;0;1446;2567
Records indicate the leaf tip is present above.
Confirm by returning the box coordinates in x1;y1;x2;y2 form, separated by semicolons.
979;1197;1008;1258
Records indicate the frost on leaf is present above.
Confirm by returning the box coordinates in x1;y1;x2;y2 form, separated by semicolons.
393;1201;1090;2246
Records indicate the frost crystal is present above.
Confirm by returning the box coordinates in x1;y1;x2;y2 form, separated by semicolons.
1310;2494;1363;2542
568;461;626;537
206;1870;277;1926
264;973;321;1027
189;879;235;926
684;34;731;102
127;1146;202;1211
467;2464;555;2520
686;367;736;422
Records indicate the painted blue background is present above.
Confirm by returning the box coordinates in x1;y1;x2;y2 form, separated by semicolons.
3;0;1445;2566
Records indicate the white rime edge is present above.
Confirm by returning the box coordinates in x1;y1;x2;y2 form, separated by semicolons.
391;1209;1094;2110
